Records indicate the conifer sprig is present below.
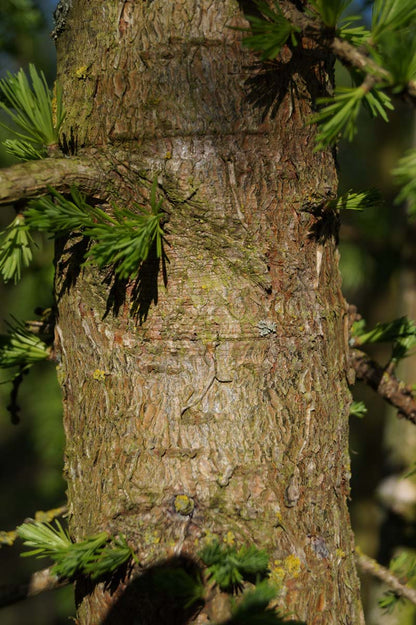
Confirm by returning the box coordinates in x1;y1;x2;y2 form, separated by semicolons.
199;541;269;590
351;316;416;366
25;180;165;280
228;581;304;624
17;520;133;580
308;0;353;28
350;401;367;419
372;29;416;92
350;316;416;348
239;1;300;60
330;189;382;212
0;214;33;284
0;64;64;160
312;86;393;149
379;551;416;613
0;318;50;371
85;204;164;279
25;186;94;234
371;0;416;41
393;149;416;217
338;17;371;47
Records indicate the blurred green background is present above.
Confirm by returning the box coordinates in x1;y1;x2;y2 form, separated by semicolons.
0;1;415;624
0;1;72;623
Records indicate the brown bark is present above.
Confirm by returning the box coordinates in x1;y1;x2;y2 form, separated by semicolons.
0;156;103;205
51;1;363;623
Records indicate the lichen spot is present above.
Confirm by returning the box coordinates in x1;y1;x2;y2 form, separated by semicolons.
92;369;106;381
174;494;195;516
75;66;88;80
283;554;301;578
223;530;235;546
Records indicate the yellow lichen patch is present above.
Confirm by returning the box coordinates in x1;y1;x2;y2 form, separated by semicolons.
75;66;89;80
202;530;216;545
223;530;235;546
51;82;58;127
144;530;161;545
335;548;346;560
92;369;106;381
174;494;195;516
270;554;302;583
35;506;67;522
283;554;301;578
275;511;285;527
268;562;286;588
0;530;17;546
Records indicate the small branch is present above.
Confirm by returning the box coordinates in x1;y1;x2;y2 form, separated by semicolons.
355;550;416;607
0;156;104;205
0;505;67;546
0;567;69;609
351;349;416;425
280;1;416;105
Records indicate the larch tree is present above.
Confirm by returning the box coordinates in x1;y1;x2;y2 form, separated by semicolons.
0;1;416;624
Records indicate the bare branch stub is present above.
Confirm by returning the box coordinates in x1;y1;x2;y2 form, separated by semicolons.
351;349;416;425
0;155;104;206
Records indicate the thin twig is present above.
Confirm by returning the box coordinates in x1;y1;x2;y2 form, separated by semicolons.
279;1;416;104
350;349;416;425
0;567;69;609
0;506;67;546
355;549;416;606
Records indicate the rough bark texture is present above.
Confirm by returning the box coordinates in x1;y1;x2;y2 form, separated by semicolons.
53;1;363;623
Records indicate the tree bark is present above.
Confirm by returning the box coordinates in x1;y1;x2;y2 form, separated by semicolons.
52;1;364;623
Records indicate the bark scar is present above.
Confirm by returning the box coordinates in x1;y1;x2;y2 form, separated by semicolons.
226;161;249;231
180;343;232;416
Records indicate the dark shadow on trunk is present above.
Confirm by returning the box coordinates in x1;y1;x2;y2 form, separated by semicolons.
55;235;90;300
79;556;204;625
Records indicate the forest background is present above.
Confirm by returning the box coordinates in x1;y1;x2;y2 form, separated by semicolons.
0;0;414;624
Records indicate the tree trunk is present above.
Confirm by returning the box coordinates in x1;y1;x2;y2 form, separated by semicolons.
54;1;364;623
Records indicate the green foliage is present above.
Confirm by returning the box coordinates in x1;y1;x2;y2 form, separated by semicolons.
199;541;269;590
351;316;416;345
338;16;371;46
240;1;300;60
0;64;64;160
25;180;165;280
330;189;382;211
82;534;134;580
0;317;49;372
151;567;204;607
371;0;416;41
226;581;304;625
312;86;393;150
0;214;33;284
350;401;367;419
393;149;416;218
84;196;164;280
0;0;43;58
3;138;44;161
308;0;353;28
379;551;416;613
25;186;95;234
351;316;416;364
17;520;133;580
373;29;416;91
